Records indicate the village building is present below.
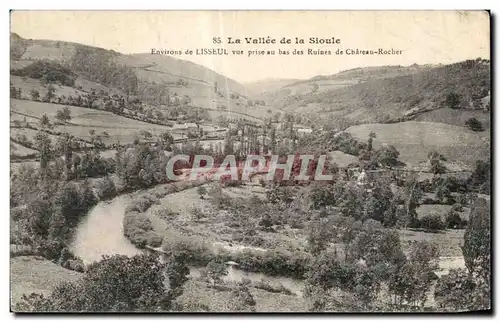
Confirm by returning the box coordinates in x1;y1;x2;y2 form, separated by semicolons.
171;122;199;136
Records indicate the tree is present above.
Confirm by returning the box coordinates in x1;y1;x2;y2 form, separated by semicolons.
273;112;281;123
56;106;71;124
402;175;423;229
10;85;19;98
419;214;445;232
95;176;117;200
43;84;56;102
91;135;105;150
39;114;50;128
435;196;491;312
223;135;234;155
434;268;481;311
306;219;333;255
435;181;451;203
202;260;227;287
191;206;204;222
26;199;52;238
468;160;490;195
34;132;53;173
465;117;484;132
160;131;174;149
462;196;490;280
430;158;447;175
388;241;439;308
140;130;152;140
197;186;207;198
367;132;376;151
269;127;277;153
371;145;400;168
15;254;189;312
305;248;357;296
30;89;40;101
227;284;256;312
445;92;461;109
55;133;77;180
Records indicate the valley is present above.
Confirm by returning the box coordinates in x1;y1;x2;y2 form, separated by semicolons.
10;31;491;313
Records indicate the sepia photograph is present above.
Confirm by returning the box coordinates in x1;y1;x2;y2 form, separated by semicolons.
8;10;491;313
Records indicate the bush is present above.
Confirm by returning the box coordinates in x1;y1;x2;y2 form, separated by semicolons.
197;186;207;196
146;232;163;247
445;211;467;229
465;117;484;132
191;206;204;222
123;211;154;248
94;177;117;200
10;244;36;257
451;203;464;212
62;259;86;272
162;237;221;266
444;92;461;109
420;214;446;232
252;279;293;295
11;60;76;86
125;195;157;213
35;240;65;261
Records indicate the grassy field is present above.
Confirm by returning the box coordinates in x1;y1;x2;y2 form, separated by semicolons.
74;77;126;96
10;75;86;99
11;99;168;130
413;108;491;131
345;121;490;168
145;183;308;252
416;204;471;222
177;279;306;312
10;141;38;156
144;182;468;259
327;151;359;167
11;127;60;143
10;256;83;308
399;229;464;257
11;99;171;144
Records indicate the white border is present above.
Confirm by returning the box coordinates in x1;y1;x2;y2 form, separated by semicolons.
2;1;497;321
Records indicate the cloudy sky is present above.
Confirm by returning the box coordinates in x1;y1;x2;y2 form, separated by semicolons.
11;10;490;83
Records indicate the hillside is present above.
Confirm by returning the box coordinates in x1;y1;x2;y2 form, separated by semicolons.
258;64;438;109
244;78;303;96
10;33;273;123
344;121;490;168
10;256;83;308
10;33;246;94
262;60;490;129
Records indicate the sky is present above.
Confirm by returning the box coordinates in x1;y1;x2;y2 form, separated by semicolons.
10;10;490;83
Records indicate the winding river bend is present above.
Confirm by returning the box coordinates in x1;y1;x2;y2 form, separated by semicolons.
70;196;142;264
70;192;306;296
70;192;464;299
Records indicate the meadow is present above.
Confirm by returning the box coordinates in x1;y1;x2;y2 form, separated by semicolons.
10;256;83;306
10;99;171;144
344;121;490;168
10;141;38;157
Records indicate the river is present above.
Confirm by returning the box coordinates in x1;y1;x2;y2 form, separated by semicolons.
70;193;464;300
70;192;306;296
70;195;142;264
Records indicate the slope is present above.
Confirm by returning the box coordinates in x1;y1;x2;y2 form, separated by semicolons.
263;60;490;129
10;33;268;122
344;121;490;168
